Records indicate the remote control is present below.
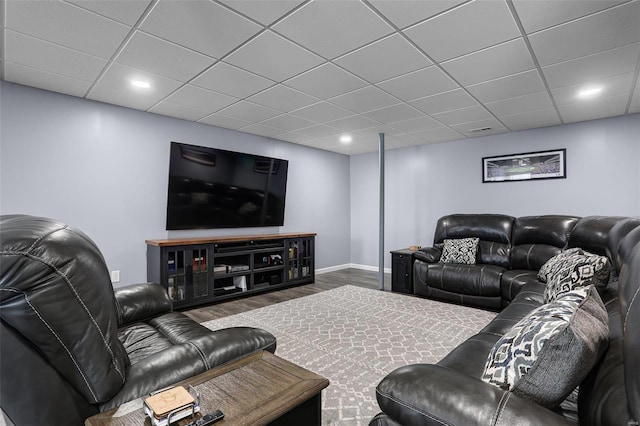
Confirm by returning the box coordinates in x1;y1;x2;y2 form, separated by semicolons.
184;410;224;426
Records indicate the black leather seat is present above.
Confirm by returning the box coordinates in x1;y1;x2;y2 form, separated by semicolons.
0;215;277;425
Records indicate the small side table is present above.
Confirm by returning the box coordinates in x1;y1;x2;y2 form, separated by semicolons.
390;249;414;294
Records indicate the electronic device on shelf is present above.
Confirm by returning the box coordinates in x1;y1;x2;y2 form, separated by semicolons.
143;385;200;426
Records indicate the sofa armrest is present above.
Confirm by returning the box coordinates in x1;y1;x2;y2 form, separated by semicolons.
114;282;172;326
413;247;441;263
376;364;572;426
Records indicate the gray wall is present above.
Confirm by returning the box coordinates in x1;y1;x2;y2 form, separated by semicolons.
0;82;352;287
350;113;640;269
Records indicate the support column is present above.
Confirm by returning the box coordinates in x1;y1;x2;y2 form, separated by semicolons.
378;133;385;291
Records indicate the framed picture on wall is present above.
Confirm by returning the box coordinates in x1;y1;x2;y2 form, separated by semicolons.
482;149;566;183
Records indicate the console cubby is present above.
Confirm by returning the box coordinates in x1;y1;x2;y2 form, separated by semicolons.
146;233;315;308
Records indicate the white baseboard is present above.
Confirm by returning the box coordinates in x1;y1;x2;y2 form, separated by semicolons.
317;263;391;275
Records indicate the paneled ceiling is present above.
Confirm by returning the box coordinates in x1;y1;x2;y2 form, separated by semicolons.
2;0;639;155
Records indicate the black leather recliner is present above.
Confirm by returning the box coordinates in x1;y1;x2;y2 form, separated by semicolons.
0;215;277;425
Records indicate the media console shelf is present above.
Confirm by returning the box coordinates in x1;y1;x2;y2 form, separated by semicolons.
146;233;315;308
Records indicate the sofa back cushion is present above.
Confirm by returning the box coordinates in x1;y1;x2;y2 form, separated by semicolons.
604;217;640;275
434;214;514;268
0;215;129;404
510;215;579;271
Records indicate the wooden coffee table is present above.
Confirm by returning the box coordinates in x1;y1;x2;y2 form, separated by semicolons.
85;351;329;426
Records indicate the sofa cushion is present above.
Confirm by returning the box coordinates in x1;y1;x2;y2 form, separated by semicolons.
440;237;479;264
481;286;608;408
539;248;610;302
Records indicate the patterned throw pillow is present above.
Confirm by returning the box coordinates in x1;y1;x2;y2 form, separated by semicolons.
538;248;610;303
481;286;608;408
439;238;479;265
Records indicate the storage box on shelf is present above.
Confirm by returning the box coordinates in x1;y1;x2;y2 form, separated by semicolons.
146;233;315;308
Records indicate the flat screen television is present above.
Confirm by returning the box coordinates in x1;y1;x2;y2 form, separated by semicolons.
166;142;288;230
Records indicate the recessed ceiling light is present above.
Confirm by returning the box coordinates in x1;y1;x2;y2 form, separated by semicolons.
339;135;352;144
577;86;602;99
131;79;151;89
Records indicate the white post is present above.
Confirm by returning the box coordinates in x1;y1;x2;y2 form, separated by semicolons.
378;133;385;291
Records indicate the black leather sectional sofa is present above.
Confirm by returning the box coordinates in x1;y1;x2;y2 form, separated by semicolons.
371;214;640;425
0;215;277;425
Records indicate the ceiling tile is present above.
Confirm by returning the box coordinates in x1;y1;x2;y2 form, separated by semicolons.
512;0;627;34
5;0;130;58
284;63;368;99
367;0;467;29
219;0;305;25
467;69;546;103
260;114;317;132
247;85;319;112
225;31;324;82
542;43;640;89
216;101;283;122
409;89;478;114
329;85;400;113
353;124;403;138
289;101;354;122
377;66;459;101
327;115;381;132
88;83;177;110
499;107;561;131
4;62;93;98
450;122;509;137
389;115;443;133
550;72;635;105
410;126;465;143
165;85;238;113
405;0;520;62
558;93;629;123
272;0;393;59
485;91;555;116
441;38;535;86
96;62;183;94
191;62;274;98
384;134;425;150
238;123;283;138
66;0;152;25
363;103;424;123
198;113;252;130
141;0;262;58
528;1;640;66
431;104;495;125
334;34;432;83
115;31;215;81
148;101;210;121
289;124;342;139
4;30;108;82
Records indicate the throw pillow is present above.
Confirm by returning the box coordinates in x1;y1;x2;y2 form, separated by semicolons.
481;286;609;408
538;248;610;303
439;238;479;265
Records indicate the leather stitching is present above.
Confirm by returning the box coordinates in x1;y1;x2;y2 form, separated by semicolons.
491;391;510;425
187;341;211;370
623;285;640;335
375;388;450;426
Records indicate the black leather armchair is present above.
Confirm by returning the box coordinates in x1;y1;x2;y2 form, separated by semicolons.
0;215;276;425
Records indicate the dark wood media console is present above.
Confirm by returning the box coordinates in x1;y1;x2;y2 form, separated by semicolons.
146;233;315;308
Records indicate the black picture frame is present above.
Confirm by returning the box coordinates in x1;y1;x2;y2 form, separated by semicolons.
482;149;566;183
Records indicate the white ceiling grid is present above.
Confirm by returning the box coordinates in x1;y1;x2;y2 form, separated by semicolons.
2;0;639;155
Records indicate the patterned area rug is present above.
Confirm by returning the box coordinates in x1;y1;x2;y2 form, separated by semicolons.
202;285;496;425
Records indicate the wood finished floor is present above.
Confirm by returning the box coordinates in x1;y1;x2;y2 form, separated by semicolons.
183;268;391;323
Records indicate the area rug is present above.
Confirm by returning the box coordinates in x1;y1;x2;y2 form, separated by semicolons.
202;285;496;425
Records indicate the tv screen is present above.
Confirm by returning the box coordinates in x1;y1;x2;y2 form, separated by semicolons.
166;142;288;230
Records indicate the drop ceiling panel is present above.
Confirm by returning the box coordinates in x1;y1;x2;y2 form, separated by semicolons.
451;122;508;137
4;31;108;81
389;115;444;133
198;113;252;130
5;0;131;58
141;0;262;59
363;103;424;123
441;38;535;86
409;89;479;115
4;62;93;98
467;69;546;103
327;115;381;132
96;62;182;94
259;114;317;132
410;126;465;143
485;91;555;117
165;85;238;113
115;31;215;82
238;123;283;138
216;101;283;122
284;63;368;99
225;31;324;82
272;0;393;59
542;43;640;89
550;72;635;105
290;101;354;122
431;104;495;125
149;101;210;121
219;0;305;25
191;62;274;99
558;93;629;123
499;107;561;131
405;0;521;62
88;83;176;110
367;0;467;30
289;124;342;139
67;0;153;25
377;66;459;101
247;84;319;112
329;85;399;113
334;34;432;83
528;1;640;66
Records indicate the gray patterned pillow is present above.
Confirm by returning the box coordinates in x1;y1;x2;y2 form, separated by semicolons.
481;286;608;408
538;248;610;303
439;238;479;264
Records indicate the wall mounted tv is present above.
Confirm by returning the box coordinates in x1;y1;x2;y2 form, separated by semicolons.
166;142;288;230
